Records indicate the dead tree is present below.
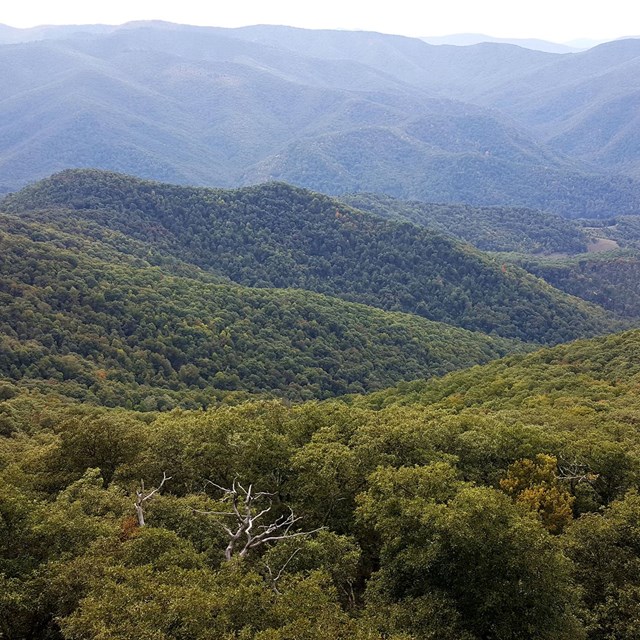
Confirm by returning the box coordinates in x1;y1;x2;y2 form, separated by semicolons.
196;479;323;561
263;547;302;594
556;458;598;493
134;472;171;527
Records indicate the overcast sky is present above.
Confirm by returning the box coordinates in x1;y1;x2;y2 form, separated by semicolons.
1;0;636;43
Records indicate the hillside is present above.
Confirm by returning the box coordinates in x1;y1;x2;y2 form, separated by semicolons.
1;24;640;214
0;213;526;408
589;214;640;249
3;170;622;344
356;328;640;410
3;326;640;639
340;192;590;253
507;251;640;319
339;194;640;319
470;39;640;178
4;19;640;640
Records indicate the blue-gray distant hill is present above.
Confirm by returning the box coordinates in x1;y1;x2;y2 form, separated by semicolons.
1;23;640;216
421;33;580;54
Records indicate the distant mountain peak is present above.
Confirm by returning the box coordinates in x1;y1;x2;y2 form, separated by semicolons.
420;33;581;53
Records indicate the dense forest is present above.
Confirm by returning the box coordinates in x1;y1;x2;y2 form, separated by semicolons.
2;19;640;639
340;192;590;254
0;214;522;407
2;168;640;638
1;170;622;344
510;251;640;318
3;329;640;639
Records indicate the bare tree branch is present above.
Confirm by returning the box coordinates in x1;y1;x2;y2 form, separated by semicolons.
556;458;598;492
200;479;323;561
264;548;302;594
134;472;171;527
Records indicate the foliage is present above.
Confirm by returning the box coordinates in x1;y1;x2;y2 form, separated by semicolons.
2;330;640;637
341;193;589;254
2;170;621;343
358;464;582;639
0;217;523;407
509;250;640;319
564;492;640;638
500;454;575;533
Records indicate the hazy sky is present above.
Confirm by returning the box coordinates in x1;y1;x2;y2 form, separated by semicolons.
1;0;636;42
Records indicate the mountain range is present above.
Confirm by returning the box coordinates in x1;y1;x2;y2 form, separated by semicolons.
1;168;634;408
420;34;582;53
3;19;640;640
1;22;640;217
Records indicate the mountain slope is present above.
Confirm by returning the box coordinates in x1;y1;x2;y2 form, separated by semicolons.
1;24;640;215
507;251;640;319
356;328;640;411
471;39;640;178
339;193;589;254
3;169;622;344
233;27;640;182
0;214;524;407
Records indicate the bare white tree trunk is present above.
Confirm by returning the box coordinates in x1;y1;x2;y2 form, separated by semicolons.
194;479;323;561
134;472;171;527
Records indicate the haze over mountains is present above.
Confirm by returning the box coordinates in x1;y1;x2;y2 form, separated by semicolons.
4;16;640;640
420;34;583;53
1;21;640;217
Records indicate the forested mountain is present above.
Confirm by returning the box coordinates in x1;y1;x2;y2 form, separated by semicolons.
3;325;640;639
340;192;590;253
1;23;640;215
3;170;622;344
240;27;640;179
359;327;640;409
508;251;640;319
3;18;640;640
471;39;640;178
339;193;640;320
0;213;524;408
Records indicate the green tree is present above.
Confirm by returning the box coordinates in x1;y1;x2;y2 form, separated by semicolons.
357;464;583;639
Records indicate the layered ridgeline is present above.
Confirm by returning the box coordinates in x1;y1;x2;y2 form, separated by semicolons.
340;193;640;323
0;214;521;407
507;251;640;319
356;327;640;410
340;192;590;254
3;323;640;639
1;23;640;215
230;27;640;181
2;170;621;345
469;40;640;179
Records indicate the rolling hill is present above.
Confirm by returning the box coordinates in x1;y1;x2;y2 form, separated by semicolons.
3;21;640;640
0;212;524;407
463;39;640;178
339;192;590;254
1;23;640;215
507;251;640;319
2;169;622;344
3;321;640;639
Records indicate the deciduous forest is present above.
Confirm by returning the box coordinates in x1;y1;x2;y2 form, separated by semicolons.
2;20;640;639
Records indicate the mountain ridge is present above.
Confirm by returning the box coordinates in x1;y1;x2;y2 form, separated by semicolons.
1;23;640;215
2;169;623;345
